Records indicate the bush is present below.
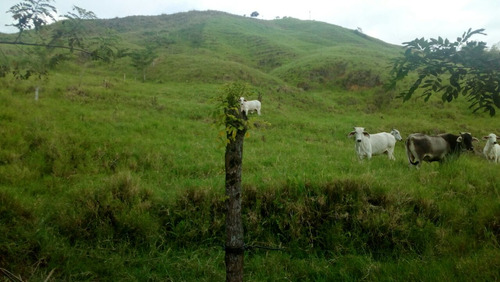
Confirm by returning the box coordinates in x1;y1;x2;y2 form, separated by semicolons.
0;191;40;272
241;179;440;258
342;70;381;90
52;172;158;247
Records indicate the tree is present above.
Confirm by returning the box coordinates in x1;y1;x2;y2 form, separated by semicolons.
1;1;117;98
213;82;250;282
250;11;259;18
130;46;156;82
7;0;57;42
51;6;97;53
388;28;500;116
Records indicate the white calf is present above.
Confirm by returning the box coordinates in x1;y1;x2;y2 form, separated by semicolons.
482;133;500;163
348;127;397;160
239;97;261;115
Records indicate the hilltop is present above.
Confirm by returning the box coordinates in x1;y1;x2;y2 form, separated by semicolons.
1;10;401;91
109;11;401;89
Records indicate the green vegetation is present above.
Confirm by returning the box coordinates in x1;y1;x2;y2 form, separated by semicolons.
1;10;500;281
389;28;500;116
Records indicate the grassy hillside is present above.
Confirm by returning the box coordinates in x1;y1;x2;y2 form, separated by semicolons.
1;10;500;281
34;10;398;89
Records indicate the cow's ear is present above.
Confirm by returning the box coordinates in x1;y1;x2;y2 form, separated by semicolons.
348;132;355;138
483;136;489;140
363;132;370;137
472;137;479;142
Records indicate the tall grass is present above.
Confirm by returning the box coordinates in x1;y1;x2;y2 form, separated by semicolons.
2;68;499;279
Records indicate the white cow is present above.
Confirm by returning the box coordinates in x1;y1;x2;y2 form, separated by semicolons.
348;127;397;160
239;97;261;115
482;133;500;163
391;128;403;141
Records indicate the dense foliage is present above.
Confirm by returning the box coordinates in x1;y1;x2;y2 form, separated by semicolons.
389;28;500;115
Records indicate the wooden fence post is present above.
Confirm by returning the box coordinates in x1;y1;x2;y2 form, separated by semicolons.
224;109;247;282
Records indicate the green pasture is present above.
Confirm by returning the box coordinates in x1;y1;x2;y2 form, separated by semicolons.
1;69;500;280
1;10;499;281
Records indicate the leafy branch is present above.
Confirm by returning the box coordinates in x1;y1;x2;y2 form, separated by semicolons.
213;82;250;144
388;28;500;116
0;40;98;58
0;1;116;80
7;0;57;42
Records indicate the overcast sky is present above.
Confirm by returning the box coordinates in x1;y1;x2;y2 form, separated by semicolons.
1;0;499;47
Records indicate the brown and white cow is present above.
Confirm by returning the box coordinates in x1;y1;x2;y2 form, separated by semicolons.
405;132;478;167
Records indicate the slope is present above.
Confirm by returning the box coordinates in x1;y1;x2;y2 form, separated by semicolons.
65;10;403;90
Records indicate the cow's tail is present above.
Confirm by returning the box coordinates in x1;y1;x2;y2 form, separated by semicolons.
405;137;419;166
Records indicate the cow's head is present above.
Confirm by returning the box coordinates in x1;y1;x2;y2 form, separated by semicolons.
391;128;403;141
348;127;370;143
239;97;246;105
456;132;479;151
482;133;500;145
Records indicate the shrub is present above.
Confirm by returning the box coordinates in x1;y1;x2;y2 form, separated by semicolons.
0;191;40;272
53;172;158;247
342;70;381;90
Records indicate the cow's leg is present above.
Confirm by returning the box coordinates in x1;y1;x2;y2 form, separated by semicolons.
414;155;422;169
409;154;421;169
387;147;395;160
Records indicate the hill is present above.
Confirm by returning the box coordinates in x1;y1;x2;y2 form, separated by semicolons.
1;10;500;281
39;10;402;90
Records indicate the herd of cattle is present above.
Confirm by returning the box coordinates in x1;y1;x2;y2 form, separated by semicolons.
348;127;500;167
239;96;500;167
